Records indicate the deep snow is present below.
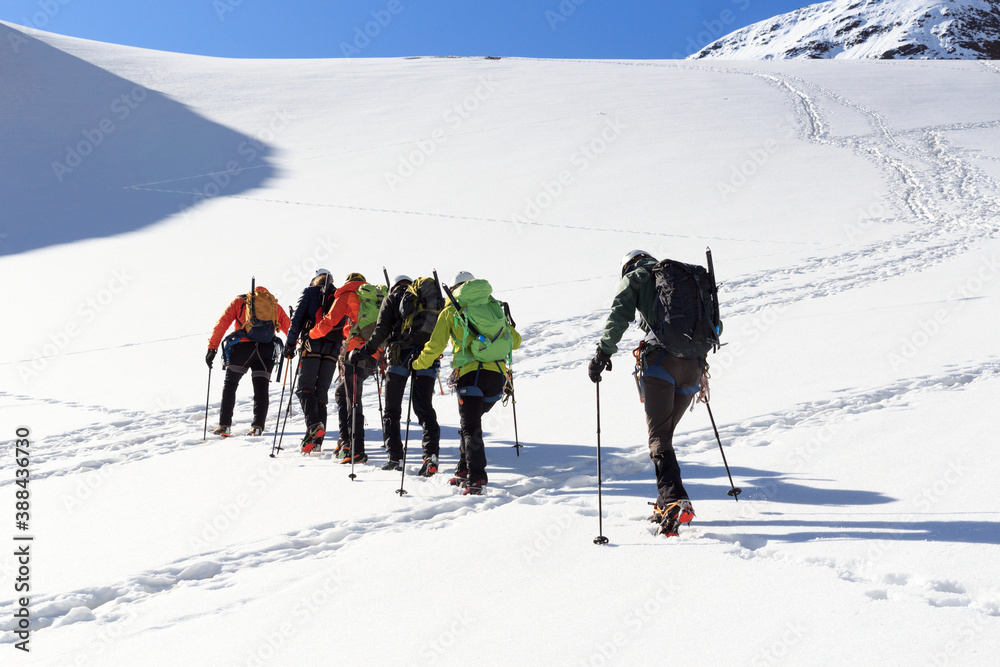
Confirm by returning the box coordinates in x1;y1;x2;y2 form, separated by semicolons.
2;21;1000;667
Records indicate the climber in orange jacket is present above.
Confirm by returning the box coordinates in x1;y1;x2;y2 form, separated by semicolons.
206;285;290;437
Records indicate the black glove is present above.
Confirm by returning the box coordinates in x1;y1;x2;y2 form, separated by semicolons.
283;342;296;359
588;348;612;383
206;348;217;369
347;349;375;369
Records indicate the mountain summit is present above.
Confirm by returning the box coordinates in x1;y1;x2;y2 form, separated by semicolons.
691;0;1000;59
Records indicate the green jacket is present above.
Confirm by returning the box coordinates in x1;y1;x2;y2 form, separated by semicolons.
598;256;659;356
413;281;522;376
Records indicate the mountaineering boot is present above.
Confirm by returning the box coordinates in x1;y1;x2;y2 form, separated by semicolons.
448;467;468;487
462;476;487;496
418;455;439;477
334;439;348;459
301;422;326;454
658;500;695;537
213;425;232;438
381;459;401;471
247;425;264;437
340;452;368;465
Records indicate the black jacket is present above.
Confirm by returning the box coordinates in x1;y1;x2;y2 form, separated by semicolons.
362;282;410;363
288;284;340;346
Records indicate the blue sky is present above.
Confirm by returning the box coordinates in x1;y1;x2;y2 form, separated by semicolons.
2;0;815;59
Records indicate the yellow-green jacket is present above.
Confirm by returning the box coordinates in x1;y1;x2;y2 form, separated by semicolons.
412;281;521;376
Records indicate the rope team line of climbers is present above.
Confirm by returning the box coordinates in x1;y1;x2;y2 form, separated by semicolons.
203;250;741;536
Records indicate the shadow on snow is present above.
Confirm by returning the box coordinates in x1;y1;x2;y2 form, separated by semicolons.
0;23;276;256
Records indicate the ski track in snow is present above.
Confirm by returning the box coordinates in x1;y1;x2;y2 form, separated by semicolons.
7;60;1000;643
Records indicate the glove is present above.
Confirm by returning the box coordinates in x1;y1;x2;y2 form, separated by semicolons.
283;342;296;359
347;349;375;369
588;348;612;383
206;348;217;369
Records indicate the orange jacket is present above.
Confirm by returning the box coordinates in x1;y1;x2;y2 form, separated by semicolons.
310;280;381;356
310;280;361;346
208;287;291;350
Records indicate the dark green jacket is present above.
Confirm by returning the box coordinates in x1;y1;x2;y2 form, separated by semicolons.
598;256;659;356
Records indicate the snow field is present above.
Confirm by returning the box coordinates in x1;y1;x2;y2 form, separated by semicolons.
2;21;1000;666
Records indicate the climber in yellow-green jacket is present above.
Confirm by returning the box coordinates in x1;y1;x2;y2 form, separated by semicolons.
412;271;521;495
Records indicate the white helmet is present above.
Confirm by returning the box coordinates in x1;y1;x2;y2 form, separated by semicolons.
392;274;412;286
314;268;332;278
620;250;655;277
452;271;474;288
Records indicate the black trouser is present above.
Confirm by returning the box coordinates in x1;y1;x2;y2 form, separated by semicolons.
335;362;371;454
382;361;441;462
220;341;275;428
456;369;505;483
642;349;702;507
295;339;339;442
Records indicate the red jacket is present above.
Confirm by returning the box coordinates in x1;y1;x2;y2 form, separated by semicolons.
209;287;291;350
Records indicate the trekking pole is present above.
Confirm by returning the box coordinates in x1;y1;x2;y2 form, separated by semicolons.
508;370;521;458
376;365;386;449
705;401;742;501
269;358;291;456
349;366;359;481
396;387;413;496
271;354;301;458
203;366;212;441
594;381;609;545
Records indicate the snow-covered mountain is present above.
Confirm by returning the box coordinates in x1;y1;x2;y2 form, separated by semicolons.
692;0;1000;59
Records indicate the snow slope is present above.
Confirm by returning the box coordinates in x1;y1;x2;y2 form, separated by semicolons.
2;21;1000;667
692;0;1000;60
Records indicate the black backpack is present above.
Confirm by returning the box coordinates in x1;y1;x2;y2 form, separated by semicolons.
646;253;722;359
398;277;444;348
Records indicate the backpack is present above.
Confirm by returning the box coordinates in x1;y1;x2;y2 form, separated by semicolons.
349;283;387;341
451;279;514;364
241;289;280;343
645;258;722;359
399;277;444;346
